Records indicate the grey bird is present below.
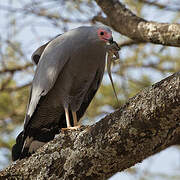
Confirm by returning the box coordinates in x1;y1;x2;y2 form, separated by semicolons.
12;25;114;161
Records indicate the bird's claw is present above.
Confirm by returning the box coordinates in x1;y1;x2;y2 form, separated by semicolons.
61;125;81;131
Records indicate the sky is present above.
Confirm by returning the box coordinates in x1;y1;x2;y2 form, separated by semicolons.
0;0;180;179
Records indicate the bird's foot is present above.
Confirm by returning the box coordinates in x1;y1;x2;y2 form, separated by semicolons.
61;125;81;131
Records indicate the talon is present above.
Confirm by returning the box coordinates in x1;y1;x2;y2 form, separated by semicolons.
61;125;81;131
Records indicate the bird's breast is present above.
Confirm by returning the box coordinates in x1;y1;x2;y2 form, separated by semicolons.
51;42;106;110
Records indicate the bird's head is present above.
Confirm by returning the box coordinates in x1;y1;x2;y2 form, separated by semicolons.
97;27;113;43
87;25;113;44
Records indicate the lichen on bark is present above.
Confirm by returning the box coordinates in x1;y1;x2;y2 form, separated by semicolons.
95;0;180;47
1;1;180;179
1;72;180;179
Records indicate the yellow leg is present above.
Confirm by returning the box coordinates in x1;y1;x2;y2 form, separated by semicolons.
72;111;78;126
71;111;80;129
65;107;71;128
62;110;81;131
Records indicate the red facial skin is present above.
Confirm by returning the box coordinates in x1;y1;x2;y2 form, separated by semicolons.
97;28;112;42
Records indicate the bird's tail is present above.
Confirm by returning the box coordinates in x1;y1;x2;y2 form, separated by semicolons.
12;131;48;161
12;127;59;161
12;131;24;161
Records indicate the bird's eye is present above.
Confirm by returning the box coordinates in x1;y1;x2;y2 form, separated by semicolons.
100;31;104;36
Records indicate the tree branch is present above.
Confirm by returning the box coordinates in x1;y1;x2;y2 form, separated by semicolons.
94;0;180;47
0;82;31;92
119;40;142;47
1;71;180;179
0;63;33;75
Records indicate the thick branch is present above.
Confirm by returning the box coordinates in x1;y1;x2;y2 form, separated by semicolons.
94;0;180;47
119;40;142;47
1;71;180;179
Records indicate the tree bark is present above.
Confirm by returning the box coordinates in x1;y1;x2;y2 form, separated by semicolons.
1;71;180;179
1;1;180;179
94;0;180;47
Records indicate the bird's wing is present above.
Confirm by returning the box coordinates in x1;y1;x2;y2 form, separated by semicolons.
31;43;49;65
77;68;104;120
31;34;62;65
24;35;70;129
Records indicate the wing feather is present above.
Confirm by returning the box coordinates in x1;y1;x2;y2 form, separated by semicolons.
24;35;70;129
31;34;61;65
77;68;104;120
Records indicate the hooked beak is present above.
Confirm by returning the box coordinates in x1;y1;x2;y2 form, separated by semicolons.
108;37;114;44
106;38;121;51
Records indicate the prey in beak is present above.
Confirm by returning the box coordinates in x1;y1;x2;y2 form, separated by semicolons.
106;40;121;106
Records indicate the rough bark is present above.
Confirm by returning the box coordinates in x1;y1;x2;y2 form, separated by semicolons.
94;0;180;47
1;71;180;179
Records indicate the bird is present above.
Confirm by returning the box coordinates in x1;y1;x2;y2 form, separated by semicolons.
12;25;114;161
